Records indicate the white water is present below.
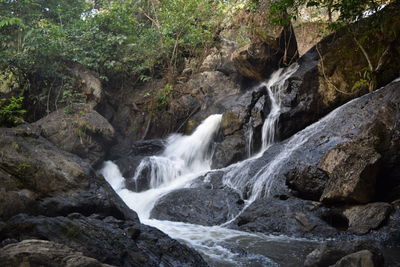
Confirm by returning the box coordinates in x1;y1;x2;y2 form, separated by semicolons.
100;64;318;266
102;114;222;220
260;64;298;151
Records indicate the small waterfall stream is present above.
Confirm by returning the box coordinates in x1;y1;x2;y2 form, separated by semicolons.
100;64;320;266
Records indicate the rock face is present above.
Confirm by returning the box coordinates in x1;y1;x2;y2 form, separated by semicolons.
343;202;392;235
319;140;381;204
0;125;208;266
33;103;115;167
150;187;244;226
232;25;298;81
71;63;103;106
0;239;113;267
201;79;400;238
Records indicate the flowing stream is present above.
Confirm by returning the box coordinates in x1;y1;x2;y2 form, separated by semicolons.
101;64;320;266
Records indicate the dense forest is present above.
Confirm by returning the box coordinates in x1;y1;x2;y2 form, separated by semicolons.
0;0;390;125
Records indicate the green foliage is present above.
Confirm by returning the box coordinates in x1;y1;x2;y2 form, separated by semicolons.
253;0;392;25
0;96;26;127
60;89;86;106
0;0;225;118
156;83;173;109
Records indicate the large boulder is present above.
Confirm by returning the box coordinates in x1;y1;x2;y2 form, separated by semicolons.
0;125;131;221
343;202;392;235
150;187;244;226
319;140;381;204
33;103;115;167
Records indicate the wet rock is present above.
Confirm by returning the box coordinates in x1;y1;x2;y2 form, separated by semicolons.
33;103;115;167
108;139;165;179
189;170;225;189
212;134;246;169
275;80;399;202
229;196;337;238
319;140;381;204
150;188;244;226
343;202;392;234
0;239;113;267
304;241;383;267
232;25;298;81
330;250;384;267
1;214;207;267
212;84;270;168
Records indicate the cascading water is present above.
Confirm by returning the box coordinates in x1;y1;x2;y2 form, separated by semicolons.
259;63;298;152
100;63;320;266
102;114;222;219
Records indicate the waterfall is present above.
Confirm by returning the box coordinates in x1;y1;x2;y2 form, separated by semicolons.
100;64;311;266
260;63;298;151
101;114;222;219
131;114;222;190
245;121;254;157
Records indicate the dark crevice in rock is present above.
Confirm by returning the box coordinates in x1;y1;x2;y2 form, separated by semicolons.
319;211;349;231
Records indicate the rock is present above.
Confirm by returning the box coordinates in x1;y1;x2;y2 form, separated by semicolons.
0;214;207;267
0;239;113;267
304;241;383;267
286;166;328;201
0;124;134;221
211;84;271;168
108;139;165;179
221;105;247;136
232;25;298;81
208;79;400;241
211;134;246;169
150;187;244;226
33;103;115;167
319;140;381;204
199;39;237;76
278;3;400;140
228;196;338;238
286;81;400;202
71;63;103;106
343;202;392;234
330;250;384;267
